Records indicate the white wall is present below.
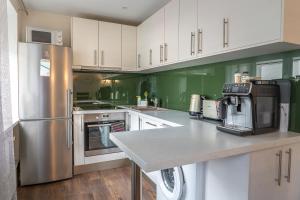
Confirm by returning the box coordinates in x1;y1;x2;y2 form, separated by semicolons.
7;0;18;123
18;10;71;46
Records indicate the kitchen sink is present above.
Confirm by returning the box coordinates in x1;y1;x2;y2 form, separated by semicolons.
128;106;168;112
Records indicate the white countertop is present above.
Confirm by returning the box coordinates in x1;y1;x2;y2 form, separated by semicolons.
110;109;300;172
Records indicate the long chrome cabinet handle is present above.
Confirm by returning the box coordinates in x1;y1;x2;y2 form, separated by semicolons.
275;150;283;186
285;148;292;183
101;50;104;66
223;18;229;48
190;32;195;55
164;43;168;62
138;54;141;68
149;49;152;65
94;50;97;65
197;29;203;54
81;115;84;132
160;45;163;63
138;118;142;130
145;122;157;127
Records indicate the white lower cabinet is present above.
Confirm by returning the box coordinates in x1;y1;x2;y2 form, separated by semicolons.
250;143;300;200
204;143;300;200
128;112;140;131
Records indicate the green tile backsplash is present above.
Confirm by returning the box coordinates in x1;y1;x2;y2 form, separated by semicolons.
74;50;300;132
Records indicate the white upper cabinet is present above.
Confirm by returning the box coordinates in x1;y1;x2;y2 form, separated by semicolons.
178;0;198;61
164;0;179;64
147;8;165;68
121;25;137;70
197;0;226;56
228;0;282;50
137;22;148;69
99;22;122;68
72;17;99;67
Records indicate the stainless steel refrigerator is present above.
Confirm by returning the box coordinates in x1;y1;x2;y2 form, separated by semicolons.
18;42;73;186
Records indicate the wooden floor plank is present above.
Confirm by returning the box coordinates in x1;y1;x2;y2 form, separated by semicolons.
17;166;156;200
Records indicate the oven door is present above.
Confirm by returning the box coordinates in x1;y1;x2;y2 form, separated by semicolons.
84;122;123;156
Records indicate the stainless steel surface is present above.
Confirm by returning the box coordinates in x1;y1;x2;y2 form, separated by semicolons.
164;43;168;62
189;94;201;114
94;49;97;65
101;50;104;65
84;148;121;157
18;42;73;185
149;49;152;65
83;112;126;156
224;97;253;129
285;148;292;183
18;43;72;120
223;18;229;48
20;119;72;185
84;112;126;122
197;29;203;53
275;150;282;186
160;45;163;63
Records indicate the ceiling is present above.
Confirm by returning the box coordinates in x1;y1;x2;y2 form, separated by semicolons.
23;0;171;25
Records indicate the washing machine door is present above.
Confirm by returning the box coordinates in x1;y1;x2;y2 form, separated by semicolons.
158;167;184;200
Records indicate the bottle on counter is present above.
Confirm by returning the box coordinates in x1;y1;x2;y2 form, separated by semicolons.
234;73;241;83
241;72;250;83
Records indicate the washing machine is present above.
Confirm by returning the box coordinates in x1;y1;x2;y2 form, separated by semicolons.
156;163;205;200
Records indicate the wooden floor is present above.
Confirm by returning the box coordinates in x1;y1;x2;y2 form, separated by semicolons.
17;166;156;200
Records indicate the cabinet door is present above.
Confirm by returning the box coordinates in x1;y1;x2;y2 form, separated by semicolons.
283;144;300;200
164;0;179;64
99;21;122;68
228;0;282;49
249;147;285;200
137;21;150;68
140;118;161;130
129;113;140;131
148;8;165;68
122;25;137;69
198;0;226;55
178;0;198;61
72;17;99;67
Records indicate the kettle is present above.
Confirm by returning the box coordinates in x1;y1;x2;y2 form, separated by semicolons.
189;94;205;116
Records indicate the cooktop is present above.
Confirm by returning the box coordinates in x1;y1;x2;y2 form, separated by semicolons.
73;101;124;111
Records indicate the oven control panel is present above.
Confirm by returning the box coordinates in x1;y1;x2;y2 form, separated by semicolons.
84;112;126;122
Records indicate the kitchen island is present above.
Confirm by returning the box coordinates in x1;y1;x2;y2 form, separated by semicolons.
110;108;300;200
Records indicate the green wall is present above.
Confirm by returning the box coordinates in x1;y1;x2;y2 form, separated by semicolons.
74;50;300;132
112;50;300;132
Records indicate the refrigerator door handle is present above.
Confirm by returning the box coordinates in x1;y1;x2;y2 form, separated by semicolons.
67;119;72;149
66;89;73;118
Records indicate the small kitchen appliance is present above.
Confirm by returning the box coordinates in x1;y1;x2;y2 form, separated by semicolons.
217;81;280;136
19;42;72;185
202;99;224;120
189;94;205;117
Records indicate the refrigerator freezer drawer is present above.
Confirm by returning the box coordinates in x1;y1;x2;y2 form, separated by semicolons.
20;119;72;185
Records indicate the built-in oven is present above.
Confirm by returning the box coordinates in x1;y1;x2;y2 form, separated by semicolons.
84;112;127;156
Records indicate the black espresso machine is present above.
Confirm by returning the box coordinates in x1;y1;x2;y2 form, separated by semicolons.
217;80;280;136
